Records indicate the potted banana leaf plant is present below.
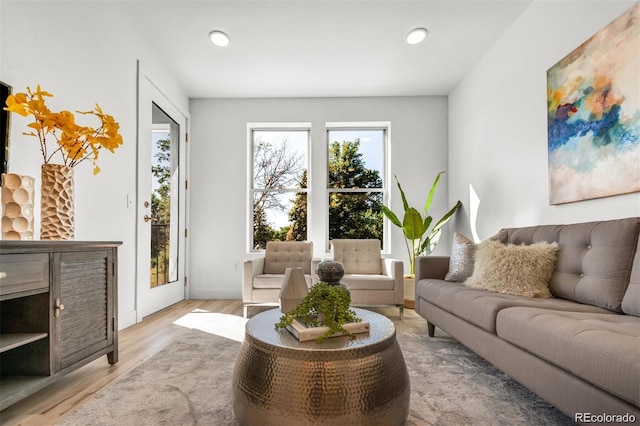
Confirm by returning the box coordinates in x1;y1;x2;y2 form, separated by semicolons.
382;171;461;277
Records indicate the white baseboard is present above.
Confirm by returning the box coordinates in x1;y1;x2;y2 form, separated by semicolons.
188;288;241;299
118;309;137;330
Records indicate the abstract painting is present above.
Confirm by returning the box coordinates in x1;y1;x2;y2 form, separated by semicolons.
547;3;639;205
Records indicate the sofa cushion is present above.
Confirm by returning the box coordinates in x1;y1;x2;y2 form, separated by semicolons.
465;240;558;298
416;279;611;333
445;233;476;282
263;241;313;274
253;274;312;289
622;243;640;316
341;274;395;290
503;218;640;313
496;307;640;407
331;239;382;274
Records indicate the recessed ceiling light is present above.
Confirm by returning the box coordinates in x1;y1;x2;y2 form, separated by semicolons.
209;30;230;47
406;28;428;45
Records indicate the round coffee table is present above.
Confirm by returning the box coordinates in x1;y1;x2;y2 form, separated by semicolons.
232;308;410;426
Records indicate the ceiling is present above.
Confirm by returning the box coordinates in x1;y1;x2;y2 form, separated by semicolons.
119;1;533;98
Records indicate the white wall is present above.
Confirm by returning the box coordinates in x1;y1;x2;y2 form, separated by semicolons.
449;1;640;240
1;1;189;328
9;1;632;308
189;96;450;298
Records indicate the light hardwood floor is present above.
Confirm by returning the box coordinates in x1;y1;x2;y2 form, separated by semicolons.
0;299;249;426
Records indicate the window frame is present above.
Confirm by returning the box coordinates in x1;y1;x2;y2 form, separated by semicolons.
325;122;391;252
246;122;311;252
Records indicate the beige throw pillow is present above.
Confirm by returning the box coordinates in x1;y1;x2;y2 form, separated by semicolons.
445;233;476;282
444;231;511;282
465;240;559;298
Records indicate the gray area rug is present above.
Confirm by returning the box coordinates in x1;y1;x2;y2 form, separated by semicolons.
58;309;574;425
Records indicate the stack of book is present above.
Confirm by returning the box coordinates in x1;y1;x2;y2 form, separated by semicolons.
286;319;370;342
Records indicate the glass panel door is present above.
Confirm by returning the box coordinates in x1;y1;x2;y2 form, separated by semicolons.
136;66;187;321
150;103;179;287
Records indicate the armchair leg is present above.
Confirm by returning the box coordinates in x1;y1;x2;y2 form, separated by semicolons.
399;306;404;320
243;304;248;318
427;322;435;337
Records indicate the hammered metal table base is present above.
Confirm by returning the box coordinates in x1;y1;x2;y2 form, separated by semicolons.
232;308;410;425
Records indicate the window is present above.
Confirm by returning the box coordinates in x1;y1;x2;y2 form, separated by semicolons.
150;103;180;287
326;124;388;247
249;125;309;250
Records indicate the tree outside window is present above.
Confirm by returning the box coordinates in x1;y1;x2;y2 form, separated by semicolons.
327;128;386;248
249;124;388;251
251;129;308;249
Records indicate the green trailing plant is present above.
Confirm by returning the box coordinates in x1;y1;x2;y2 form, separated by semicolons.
275;282;361;343
382;171;462;276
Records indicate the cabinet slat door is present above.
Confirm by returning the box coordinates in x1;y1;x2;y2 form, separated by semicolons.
51;250;114;371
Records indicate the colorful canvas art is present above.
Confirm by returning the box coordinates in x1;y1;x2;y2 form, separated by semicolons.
547;3;639;205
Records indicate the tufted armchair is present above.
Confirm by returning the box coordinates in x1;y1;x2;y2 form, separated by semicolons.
320;239;404;318
242;241;316;317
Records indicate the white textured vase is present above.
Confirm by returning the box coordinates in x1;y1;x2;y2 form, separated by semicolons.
279;267;308;313
40;163;74;240
1;173;35;240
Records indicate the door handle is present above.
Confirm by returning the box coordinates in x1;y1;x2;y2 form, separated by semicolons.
144;215;153;222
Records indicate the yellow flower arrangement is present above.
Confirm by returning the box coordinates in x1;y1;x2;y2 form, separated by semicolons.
4;85;123;175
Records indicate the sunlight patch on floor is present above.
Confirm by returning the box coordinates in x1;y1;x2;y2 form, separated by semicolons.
173;311;248;342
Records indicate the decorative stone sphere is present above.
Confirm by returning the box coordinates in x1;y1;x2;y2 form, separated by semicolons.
315;260;345;283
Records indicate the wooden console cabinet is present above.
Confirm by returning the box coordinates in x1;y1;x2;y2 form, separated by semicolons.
0;241;120;410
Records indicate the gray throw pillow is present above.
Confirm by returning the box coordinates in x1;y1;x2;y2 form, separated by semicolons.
445;233;476;282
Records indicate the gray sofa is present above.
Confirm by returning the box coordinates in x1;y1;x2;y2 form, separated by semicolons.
415;217;640;421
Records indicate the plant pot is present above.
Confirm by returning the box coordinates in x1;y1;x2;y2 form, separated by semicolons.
403;275;415;309
40;164;74;240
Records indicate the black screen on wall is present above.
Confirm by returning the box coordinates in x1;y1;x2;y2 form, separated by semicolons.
1;81;10;174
